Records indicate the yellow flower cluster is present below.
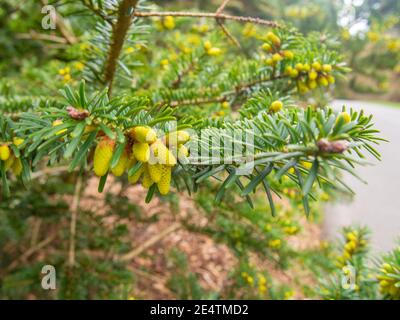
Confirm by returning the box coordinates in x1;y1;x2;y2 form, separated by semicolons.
367;31;379;42
377;261;400;299
155;16;176;31
0;137;24;177
93;127;190;195
386;38;400;52
284;290;294;300
241;272;254;286
336;111;351;125
284;5;319;20
283;225;299;236
242;23;257;38
269;100;283;113
257;274;268;294
268;238;281;249
204;41;222;56
192;24;209;34
336;230;367;267
262;32;295;67
58;67;72;83
285;61;335;94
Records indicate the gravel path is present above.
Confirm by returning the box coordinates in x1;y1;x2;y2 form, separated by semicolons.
323;100;400;253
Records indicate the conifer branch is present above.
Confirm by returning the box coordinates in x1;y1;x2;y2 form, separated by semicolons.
169;74;286;107
133;11;281;28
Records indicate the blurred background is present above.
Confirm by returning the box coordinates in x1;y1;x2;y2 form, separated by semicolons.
152;0;400;101
145;0;400;252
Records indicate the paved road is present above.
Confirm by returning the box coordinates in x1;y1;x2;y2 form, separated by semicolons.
323;100;400;253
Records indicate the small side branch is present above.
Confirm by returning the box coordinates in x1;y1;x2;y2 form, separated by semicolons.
16;31;68;44
68;174;84;267
214;0;241;48
133;11;280;28
119;222;180;262
216;0;231;15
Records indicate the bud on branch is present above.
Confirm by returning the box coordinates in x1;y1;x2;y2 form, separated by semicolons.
317;138;349;154
66;106;90;120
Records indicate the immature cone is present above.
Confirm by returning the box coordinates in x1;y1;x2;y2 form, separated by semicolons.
270;100;283;113
11;158;23;176
128;165;144;184
125;152;137;171
308;70;318;80
157;165;172;195
322;64;332;72
312;61;322;71
0;144;10;161
132;142;150;163
151;140;176;166
318;76;329;87
148;163;162;183
336;111;351;124
4;154;15;170
142;164;154;189
165;130;190;147
13;137;24;147
93;137;115;177
111;150;129;177
266;32;281;47
130;126;157;144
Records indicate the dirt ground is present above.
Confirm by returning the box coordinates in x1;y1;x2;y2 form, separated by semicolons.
71;177;324;299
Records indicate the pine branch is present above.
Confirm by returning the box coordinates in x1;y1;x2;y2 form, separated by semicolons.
133;11;281;28
16;31;68;44
216;0;231;14
170;96;227;107
104;0;139;96
168;74;286;107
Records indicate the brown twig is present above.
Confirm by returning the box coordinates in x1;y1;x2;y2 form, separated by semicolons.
104;0;139;97
16;31;68;44
171;56;203;89
216;0;231;15
133;11;280;28
215;0;241;48
119;222;181;262
30;218;42;247
31;166;70;180
169;96;227;107
68;174;84;267
5;231;58;273
217;22;242;48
